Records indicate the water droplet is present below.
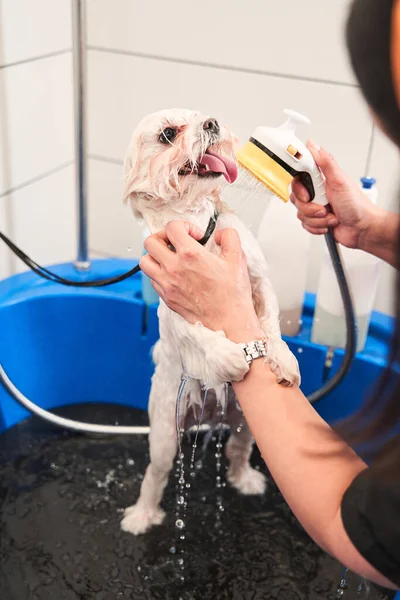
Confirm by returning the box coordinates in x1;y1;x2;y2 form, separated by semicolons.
169;546;176;554
137;566;141;572
179;476;185;485
180;535;185;540
297;347;303;354
185;483;190;488
236;425;243;433
178;558;184;565
175;519;185;529
190;471;195;478
219;505;225;512
177;495;185;505
127;246;132;252
127;458;135;466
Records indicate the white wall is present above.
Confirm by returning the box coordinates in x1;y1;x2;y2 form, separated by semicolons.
0;0;76;279
0;1;399;317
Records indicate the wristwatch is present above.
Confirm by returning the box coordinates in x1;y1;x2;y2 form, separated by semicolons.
239;340;267;365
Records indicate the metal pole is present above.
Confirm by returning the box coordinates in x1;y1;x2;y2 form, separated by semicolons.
72;0;90;271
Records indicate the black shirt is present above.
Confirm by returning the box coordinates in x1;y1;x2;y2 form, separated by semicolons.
341;438;400;587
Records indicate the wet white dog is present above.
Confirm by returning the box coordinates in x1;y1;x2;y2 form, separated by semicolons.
120;109;300;535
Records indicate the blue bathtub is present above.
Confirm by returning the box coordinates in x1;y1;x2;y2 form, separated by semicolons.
0;259;160;431
0;257;394;433
0;258;397;595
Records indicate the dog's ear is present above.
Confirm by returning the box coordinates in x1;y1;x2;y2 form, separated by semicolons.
123;151;139;204
122;135;149;221
123;148;147;221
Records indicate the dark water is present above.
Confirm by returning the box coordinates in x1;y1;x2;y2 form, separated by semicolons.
0;404;394;600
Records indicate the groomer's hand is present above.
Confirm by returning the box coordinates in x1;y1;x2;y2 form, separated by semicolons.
291;140;378;249
140;222;261;342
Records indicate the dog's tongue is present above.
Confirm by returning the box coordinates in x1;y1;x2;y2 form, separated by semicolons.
199;149;238;183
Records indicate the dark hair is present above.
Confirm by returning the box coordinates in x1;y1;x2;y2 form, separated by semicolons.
347;0;400;146
344;0;400;467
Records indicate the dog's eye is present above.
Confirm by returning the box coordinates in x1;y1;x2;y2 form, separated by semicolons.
159;127;177;144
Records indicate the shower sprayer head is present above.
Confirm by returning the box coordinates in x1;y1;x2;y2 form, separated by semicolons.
236;109;328;206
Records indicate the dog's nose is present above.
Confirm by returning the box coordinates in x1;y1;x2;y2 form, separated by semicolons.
203;118;220;135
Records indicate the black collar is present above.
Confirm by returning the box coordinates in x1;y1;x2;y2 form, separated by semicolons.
198;210;219;246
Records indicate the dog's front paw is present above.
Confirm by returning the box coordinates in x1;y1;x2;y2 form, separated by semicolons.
121;504;166;535
266;338;300;387
228;467;267;496
203;335;249;388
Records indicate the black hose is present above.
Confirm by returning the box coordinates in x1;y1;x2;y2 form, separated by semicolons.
0;213;218;288
0;231;141;287
307;230;358;403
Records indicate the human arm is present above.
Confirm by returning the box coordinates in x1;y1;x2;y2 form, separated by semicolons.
232;358;396;589
140;222;398;589
291;140;400;269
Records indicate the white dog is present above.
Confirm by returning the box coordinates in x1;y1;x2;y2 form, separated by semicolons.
120;109;300;535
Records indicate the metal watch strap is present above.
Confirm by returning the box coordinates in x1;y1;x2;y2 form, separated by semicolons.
239;340;267;365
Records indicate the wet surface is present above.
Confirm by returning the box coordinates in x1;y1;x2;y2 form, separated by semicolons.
0;404;394;600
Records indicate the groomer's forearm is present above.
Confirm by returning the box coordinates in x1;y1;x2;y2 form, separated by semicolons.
232;359;366;551
227;325;395;586
359;207;400;268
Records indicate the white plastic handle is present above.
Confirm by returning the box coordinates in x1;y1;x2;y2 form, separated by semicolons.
298;147;328;207
307;162;328;206
282;109;328;206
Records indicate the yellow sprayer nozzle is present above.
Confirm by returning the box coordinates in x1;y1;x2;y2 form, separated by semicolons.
237;141;293;202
